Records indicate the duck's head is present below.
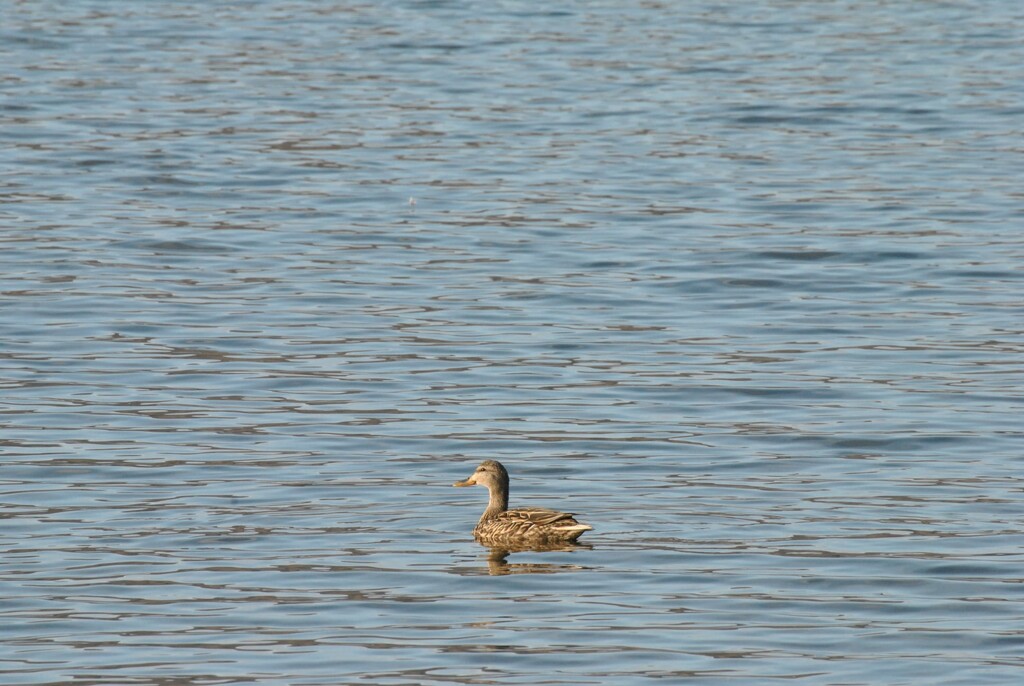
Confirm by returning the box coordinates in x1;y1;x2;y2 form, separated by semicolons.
453;459;509;492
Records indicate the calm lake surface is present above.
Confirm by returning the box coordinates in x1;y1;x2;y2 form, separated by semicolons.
3;1;1023;684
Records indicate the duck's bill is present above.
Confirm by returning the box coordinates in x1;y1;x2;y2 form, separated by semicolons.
452;477;476;487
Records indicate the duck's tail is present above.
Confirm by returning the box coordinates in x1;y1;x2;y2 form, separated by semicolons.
556;523;593;541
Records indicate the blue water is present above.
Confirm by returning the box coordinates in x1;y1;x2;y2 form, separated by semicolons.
2;1;1023;684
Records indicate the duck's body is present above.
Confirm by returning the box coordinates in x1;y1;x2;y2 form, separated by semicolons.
453;459;593;546
472;505;592;547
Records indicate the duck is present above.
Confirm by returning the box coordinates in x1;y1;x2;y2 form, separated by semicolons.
453;459;593;546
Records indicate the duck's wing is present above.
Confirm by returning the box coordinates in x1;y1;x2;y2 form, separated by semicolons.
497;507;593;533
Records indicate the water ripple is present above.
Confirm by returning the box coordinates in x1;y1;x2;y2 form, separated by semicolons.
3;0;1024;684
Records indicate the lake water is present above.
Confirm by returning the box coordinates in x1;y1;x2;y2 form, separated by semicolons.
2;1;1023;684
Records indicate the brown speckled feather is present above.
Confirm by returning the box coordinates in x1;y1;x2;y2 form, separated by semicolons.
474;507;592;546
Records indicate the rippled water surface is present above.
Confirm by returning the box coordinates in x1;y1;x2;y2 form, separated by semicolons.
3;1;1024;684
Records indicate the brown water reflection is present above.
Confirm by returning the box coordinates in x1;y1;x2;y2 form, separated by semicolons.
480;544;594;576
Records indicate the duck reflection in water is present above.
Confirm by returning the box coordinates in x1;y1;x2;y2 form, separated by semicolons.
482;542;593;576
